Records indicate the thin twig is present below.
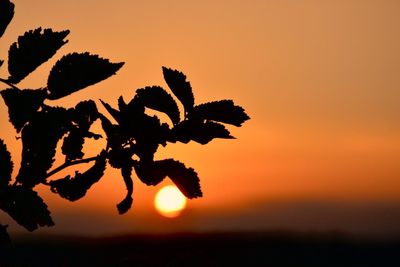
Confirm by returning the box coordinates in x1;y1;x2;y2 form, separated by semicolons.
45;156;99;180
0;78;19;90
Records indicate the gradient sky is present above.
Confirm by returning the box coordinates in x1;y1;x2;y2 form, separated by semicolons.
1;0;400;237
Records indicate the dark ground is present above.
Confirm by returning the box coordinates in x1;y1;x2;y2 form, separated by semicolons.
1;231;399;267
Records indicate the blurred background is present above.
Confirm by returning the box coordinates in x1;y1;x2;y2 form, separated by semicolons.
1;0;399;238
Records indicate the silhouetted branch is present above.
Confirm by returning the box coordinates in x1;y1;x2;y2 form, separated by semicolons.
45;155;100;181
0;0;249;240
0;78;19;90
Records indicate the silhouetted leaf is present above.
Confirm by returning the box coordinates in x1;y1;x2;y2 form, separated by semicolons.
171;120;233;145
0;224;10;244
162;67;194;113
16;107;72;187
131;114;169;144
126;94;145;115
8;28;69;83
61;129;85;161
0;88;47;132
134;159;201;198
0;60;3;68
0;0;14;38
61;129;101;162
190;100;250;127
135;86;180;125
163;159;202;199
50;151;106;201
0;187;54;231
47;53;124;99
62;100;100;161
70;100;99;130
0;139;12;188
117;164;133;214
134;161;167;186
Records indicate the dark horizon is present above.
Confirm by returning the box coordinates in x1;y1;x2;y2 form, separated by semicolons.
2;231;400;267
3;199;400;240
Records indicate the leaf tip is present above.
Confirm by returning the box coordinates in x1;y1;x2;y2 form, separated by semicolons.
116;196;133;215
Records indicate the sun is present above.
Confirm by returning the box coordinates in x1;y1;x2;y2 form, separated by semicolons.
154;185;187;218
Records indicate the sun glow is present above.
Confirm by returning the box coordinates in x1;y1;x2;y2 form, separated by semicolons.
154;185;187;218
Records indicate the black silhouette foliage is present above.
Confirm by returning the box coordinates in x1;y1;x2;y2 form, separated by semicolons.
0;0;14;38
117;164;133;215
47;53;124;99
8;28;70;84
1;88;47;132
16;107;72;187
0;139;12;187
162;67;195;114
0;0;249;242
170;120;233;145
134;159;202;198
135;86;180;125
50;151;106;201
190;100;250;127
62;100;101;161
0;186;54;231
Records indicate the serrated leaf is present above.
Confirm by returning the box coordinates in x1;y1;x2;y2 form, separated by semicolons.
8;28;70;84
162;67;194;113
163;159;202;199
0;0;14;38
16;107;72;187
1;88;47;132
117;164;133;214
0;187;54;231
0;139;13;188
191;100;250;127
134;159;202;198
133;160;167;186
171;120;233;145
47;53;124;99
135;86;180;125
50;151;106;201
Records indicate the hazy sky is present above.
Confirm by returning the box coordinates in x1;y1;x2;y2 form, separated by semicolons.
1;0;399;236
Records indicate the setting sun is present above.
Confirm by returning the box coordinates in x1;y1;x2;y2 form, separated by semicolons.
154;185;187;218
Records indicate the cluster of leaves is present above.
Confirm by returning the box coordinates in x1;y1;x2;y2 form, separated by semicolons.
0;0;249;243
98;68;249;214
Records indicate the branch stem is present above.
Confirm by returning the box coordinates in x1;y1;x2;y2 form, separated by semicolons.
45;156;99;180
0;78;19;90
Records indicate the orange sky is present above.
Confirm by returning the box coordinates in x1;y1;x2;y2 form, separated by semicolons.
1;0;400;236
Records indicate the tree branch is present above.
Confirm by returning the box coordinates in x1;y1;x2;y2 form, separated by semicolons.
45;156;99;180
0;78;20;90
